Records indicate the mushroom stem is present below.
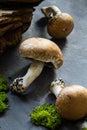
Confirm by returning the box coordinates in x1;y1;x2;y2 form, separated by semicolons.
50;78;66;97
23;61;44;87
11;61;44;93
41;5;61;18
81;121;87;129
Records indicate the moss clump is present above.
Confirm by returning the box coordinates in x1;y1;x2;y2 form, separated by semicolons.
0;76;9;92
0;76;9;113
30;104;61;129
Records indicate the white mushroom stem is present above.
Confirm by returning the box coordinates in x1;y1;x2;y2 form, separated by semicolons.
23;61;44;87
81;121;87;129
41;5;61;18
50;78;66;97
11;61;44;93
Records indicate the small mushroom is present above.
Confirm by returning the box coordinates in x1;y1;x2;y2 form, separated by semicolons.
11;37;63;94
41;5;74;39
50;78;87;120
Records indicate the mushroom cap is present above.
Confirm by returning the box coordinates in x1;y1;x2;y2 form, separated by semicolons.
56;85;87;120
47;13;74;39
19;37;63;69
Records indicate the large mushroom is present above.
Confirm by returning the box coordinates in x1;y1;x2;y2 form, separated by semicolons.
11;37;63;94
50;78;87;120
41;5;74;39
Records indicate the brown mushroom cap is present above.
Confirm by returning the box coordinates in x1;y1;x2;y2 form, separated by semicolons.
47;13;74;39
56;85;87;120
19;37;63;69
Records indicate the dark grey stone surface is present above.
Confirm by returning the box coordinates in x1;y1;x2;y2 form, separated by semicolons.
0;0;87;129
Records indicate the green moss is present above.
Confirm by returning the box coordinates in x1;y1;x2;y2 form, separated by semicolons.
0;92;8;102
0;76;9;113
82;128;87;130
30;104;61;130
0;76;9;92
0;92;8;112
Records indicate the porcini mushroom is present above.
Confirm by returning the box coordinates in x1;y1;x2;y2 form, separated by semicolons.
50;78;87;120
11;37;63;94
41;5;74;39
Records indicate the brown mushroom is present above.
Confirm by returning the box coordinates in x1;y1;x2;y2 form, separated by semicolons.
50;78;87;120
41;5;74;39
11;37;63;94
